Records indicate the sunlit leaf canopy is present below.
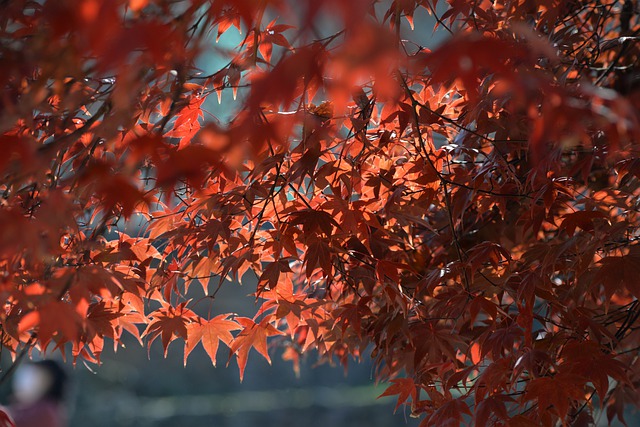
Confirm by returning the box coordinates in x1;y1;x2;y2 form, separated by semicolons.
1;0;640;425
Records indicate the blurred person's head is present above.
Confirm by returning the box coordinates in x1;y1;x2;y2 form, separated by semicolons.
12;360;67;405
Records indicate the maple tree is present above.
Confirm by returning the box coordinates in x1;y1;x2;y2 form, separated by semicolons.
1;0;640;425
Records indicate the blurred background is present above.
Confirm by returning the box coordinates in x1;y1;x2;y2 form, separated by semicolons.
70;341;420;427
0;321;421;427
0;268;422;427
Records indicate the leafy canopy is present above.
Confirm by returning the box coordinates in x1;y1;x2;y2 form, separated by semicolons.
1;0;640;425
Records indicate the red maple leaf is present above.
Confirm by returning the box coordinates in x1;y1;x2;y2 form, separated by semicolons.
143;302;197;356
378;377;418;412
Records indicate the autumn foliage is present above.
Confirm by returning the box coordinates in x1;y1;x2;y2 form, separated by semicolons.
1;0;640;425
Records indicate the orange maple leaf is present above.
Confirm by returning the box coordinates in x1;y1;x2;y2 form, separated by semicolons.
184;315;240;366
228;317;283;381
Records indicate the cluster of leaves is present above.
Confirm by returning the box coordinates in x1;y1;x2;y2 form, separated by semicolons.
1;0;640;425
